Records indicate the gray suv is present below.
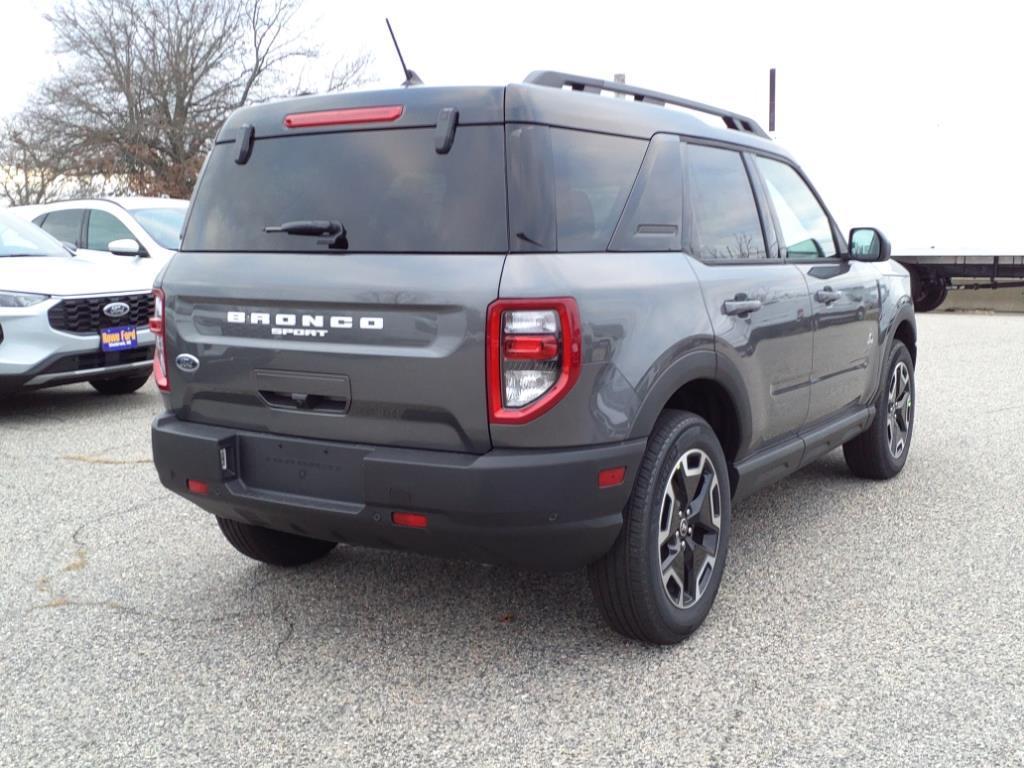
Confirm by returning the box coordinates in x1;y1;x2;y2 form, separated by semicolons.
151;72;916;644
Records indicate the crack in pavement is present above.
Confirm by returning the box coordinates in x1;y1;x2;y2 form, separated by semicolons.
12;496;304;658
61;454;153;465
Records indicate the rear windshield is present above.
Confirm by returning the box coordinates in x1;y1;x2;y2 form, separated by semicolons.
133;207;186;249
182;126;508;253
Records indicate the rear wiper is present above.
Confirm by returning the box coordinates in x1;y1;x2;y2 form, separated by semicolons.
264;219;348;249
264;220;343;237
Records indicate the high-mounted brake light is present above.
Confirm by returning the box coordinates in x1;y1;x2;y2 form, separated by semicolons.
487;298;581;425
283;105;404;129
150;288;169;392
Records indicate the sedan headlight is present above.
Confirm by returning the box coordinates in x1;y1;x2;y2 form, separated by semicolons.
0;291;50;308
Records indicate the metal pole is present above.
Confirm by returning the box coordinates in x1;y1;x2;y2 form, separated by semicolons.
769;68;776;133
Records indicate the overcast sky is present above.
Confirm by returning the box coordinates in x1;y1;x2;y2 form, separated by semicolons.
2;0;1021;253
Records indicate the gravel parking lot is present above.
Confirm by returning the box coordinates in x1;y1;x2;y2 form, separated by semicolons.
1;312;1021;767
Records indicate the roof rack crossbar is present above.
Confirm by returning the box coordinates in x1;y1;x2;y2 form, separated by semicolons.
524;70;770;139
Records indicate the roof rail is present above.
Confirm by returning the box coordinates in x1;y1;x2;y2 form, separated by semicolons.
523;70;770;139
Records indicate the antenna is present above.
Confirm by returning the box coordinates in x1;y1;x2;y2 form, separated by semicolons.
386;18;422;87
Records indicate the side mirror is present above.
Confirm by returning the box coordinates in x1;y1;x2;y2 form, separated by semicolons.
61;241;78;256
108;238;147;258
847;228;891;262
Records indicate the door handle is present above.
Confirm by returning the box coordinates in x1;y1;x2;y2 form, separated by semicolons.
815;288;840;304
723;298;763;316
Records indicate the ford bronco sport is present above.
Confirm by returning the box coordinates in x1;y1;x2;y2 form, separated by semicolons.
151;72;917;644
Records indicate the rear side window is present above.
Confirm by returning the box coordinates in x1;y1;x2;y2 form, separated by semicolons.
87;211;134;251
182;126;508;253
550;129;646;252
38;209;83;246
684;145;767;261
755;156;836;259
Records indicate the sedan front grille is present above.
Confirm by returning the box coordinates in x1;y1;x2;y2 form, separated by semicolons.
48;293;155;334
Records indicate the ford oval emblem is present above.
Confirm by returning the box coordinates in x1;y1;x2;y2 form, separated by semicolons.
103;301;131;319
175;354;200;373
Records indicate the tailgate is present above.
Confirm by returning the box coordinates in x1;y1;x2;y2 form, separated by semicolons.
160;251;503;453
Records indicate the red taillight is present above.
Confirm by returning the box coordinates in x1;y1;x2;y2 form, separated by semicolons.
186;479;209;495
151;288;169;391
598;467;626;489
283;105;404;129
486;298;582;425
503;334;559;360
392;511;428;529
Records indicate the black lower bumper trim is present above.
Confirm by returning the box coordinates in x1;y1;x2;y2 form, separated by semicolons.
151;413;646;570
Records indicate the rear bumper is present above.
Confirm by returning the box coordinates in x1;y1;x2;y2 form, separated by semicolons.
151;414;646;570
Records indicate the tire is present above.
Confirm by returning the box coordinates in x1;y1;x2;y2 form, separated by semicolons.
89;373;151;395
843;340;915;480
909;268;948;313
216;516;337;567
588;410;731;644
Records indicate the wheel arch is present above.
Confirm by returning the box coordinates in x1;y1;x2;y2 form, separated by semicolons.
893;316;917;364
628;350;752;488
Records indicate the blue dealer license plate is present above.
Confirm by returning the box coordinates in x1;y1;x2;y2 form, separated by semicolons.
100;326;138;352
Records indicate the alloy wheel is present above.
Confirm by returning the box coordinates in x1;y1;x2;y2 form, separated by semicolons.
887;361;912;458
658;449;722;609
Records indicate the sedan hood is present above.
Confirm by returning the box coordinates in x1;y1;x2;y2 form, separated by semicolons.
0;256;159;297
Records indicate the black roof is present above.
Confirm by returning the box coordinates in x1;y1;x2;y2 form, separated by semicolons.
216;74;791;161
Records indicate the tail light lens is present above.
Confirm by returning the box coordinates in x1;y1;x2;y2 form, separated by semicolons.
149;288;169;391
487;298;581;424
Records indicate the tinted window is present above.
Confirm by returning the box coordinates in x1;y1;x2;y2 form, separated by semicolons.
38;209;83;246
551;129;646;252
87;210;134;251
133;207;185;249
755;156;836;259
0;210;66;257
183;126;507;253
685;145;766;260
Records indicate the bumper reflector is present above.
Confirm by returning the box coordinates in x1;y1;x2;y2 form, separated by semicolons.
187;479;209;495
392;511;428;529
598;466;626;489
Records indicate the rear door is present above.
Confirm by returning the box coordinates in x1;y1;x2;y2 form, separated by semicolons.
683;143;813;454
162;114;508;454
36;209;84;251
752;156;881;423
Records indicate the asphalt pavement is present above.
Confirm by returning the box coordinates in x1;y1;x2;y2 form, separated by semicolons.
1;312;1022;767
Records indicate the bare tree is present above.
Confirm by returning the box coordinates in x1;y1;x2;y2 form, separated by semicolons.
3;0;371;201
0;107;80;206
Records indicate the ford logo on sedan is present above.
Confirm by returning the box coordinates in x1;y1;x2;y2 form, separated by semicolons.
102;301;131;319
175;354;200;373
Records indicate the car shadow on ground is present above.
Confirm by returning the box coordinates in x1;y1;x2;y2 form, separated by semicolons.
195;451;866;659
0;384;154;421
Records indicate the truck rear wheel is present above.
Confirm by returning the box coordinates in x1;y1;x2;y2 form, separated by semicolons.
588;410;731;645
216;517;337;566
909;268;948;312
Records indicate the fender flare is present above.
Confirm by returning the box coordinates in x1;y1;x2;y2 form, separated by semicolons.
887;303;917;358
627;349;753;459
868;301;916;403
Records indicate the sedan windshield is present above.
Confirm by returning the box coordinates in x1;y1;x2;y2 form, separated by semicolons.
0;209;66;257
132;207;186;249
